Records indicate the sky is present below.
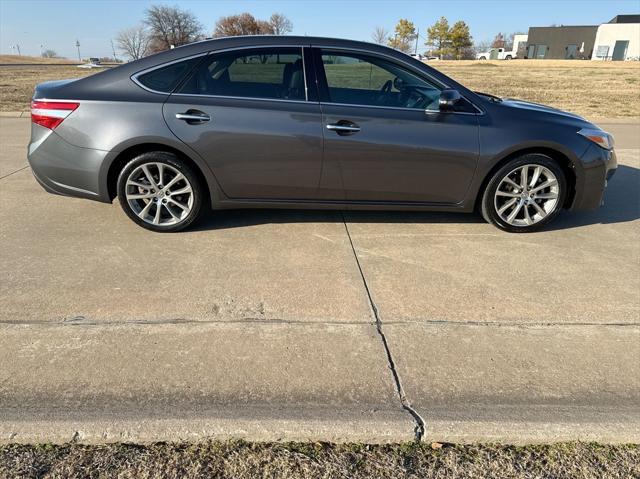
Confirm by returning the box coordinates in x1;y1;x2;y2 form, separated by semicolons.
1;0;638;59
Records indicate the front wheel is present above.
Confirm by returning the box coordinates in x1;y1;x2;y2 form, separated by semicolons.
480;154;567;233
117;151;203;232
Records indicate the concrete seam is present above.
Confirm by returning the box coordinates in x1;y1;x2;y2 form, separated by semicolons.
340;211;426;442
1;317;637;328
0;165;30;181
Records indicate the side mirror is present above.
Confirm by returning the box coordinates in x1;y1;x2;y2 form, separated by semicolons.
439;89;461;111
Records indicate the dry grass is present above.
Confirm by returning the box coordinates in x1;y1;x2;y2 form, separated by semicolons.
0;59;638;119
432;59;640;119
0;66;94;111
1;441;638;479
0;55;77;65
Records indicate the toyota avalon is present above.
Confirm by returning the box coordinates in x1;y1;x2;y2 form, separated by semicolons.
28;36;617;232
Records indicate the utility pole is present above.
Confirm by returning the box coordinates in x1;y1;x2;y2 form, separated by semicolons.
15;44;21;56
40;44;44;56
414;28;419;55
75;39;81;62
110;39;118;63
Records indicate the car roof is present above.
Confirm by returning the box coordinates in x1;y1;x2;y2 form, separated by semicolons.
153;35;399;62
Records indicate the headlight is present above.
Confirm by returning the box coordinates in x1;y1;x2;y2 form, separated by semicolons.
578;128;614;150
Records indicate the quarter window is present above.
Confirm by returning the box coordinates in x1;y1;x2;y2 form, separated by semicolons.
178;48;305;101
320;51;442;110
136;57;201;93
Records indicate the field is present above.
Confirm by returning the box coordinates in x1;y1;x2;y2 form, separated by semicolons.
0;54;77;65
0;58;639;119
0;66;93;111
434;59;640;119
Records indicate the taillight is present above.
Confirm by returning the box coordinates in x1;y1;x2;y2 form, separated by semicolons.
31;100;79;130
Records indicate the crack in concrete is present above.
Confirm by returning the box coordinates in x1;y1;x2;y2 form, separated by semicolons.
341;212;426;442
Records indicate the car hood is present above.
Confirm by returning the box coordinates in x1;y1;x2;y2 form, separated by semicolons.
500;98;588;122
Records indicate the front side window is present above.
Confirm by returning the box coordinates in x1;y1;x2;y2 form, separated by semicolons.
179;47;305;101
320;51;442;110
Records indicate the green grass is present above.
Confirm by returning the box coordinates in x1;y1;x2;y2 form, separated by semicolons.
1;441;638;478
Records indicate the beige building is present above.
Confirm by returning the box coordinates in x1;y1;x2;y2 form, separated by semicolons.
592;15;640;61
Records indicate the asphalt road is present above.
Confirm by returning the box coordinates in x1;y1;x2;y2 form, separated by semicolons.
1;118;638;444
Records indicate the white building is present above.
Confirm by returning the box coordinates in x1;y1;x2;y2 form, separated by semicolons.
591;15;640;61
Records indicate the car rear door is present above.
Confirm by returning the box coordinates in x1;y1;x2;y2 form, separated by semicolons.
161;46;325;200
313;47;480;204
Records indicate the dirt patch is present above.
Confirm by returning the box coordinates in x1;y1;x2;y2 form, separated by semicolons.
1;441;638;478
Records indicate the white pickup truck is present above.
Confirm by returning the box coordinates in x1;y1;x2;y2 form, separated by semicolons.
477;35;528;60
476;47;516;60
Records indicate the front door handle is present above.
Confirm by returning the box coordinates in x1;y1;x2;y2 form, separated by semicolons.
175;110;210;124
326;121;361;135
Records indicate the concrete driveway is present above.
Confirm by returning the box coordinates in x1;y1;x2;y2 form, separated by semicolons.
1;117;638;444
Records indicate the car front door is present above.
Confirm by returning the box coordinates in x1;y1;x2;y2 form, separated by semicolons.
314;48;479;204
162;46;325;200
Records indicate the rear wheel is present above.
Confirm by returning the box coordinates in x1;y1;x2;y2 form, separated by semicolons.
117;152;203;232
481;154;566;233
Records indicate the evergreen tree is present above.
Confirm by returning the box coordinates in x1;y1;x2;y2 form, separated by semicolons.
388;19;416;54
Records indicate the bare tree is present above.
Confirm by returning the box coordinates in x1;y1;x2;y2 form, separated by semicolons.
269;13;293;35
41;49;58;58
371;26;389;45
116;26;151;60
144;4;204;52
214;12;275;37
491;32;506;49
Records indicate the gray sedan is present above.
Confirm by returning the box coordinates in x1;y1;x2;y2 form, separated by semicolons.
28;36;617;232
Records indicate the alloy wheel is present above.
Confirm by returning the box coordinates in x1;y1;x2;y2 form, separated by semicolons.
124;162;194;227
493;164;560;227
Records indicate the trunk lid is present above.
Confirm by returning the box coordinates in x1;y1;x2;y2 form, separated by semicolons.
32;79;79;100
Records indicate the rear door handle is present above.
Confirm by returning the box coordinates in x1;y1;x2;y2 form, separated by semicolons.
175;111;210;124
326;122;360;135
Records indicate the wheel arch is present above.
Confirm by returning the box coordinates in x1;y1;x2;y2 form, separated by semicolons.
103;141;219;205
474;147;577;211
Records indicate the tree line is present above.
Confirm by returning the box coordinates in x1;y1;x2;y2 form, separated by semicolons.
114;5;519;62
116;5;293;60
373;17;520;59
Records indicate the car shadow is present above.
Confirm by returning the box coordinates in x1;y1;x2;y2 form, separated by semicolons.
548;164;639;231
191;164;639;232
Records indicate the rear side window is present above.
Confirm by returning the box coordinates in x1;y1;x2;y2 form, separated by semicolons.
178;47;305;101
136;57;201;93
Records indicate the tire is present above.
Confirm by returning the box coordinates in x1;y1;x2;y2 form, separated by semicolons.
480;154;567;233
478;56;486;60
117;151;204;232
505;55;513;60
